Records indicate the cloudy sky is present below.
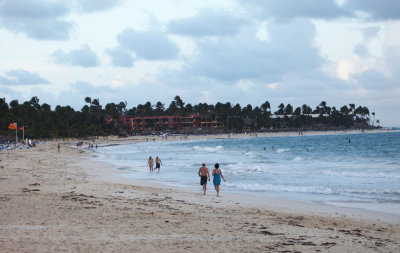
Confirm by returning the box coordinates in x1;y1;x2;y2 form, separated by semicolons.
0;0;399;126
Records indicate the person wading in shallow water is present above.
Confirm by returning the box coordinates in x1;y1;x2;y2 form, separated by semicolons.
155;156;162;173
148;156;154;172
212;163;226;197
198;163;210;195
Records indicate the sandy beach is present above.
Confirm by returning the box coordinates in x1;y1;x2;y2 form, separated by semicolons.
1;130;399;252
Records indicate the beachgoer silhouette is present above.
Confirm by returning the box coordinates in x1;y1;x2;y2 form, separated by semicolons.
148;156;154;172
155;156;162;172
212;163;226;197
198;163;210;195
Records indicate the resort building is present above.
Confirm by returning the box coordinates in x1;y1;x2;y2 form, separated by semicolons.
121;114;226;132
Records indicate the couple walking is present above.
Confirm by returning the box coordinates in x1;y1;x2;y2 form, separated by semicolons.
198;163;226;196
148;156;162;172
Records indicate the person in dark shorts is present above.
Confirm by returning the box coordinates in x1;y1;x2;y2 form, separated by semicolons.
198;163;210;195
155;156;162;172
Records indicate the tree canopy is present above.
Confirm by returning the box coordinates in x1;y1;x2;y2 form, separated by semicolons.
0;96;378;139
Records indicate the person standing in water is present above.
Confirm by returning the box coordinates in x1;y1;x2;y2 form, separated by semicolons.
148;156;154;172
155;156;162;173
198;163;210;195
212;163;226;197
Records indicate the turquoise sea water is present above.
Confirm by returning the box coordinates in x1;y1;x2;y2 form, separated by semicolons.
95;131;400;212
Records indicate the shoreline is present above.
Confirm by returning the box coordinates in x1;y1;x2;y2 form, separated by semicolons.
1;131;399;251
86;128;400;222
80;153;400;224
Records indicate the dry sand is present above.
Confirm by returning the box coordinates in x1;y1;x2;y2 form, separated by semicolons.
1;131;399;252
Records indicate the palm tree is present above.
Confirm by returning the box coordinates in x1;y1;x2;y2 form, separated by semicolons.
92;98;100;107
284;104;293;116
261;101;270;114
85;97;92;106
371;112;375;126
174;95;185;115
276;103;285;115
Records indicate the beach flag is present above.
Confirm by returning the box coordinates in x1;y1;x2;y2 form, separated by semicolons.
18;126;24;131
8;123;16;130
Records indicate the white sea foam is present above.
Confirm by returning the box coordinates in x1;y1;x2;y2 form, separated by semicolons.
321;170;400;179
193;145;224;152
225;182;334;195
276;148;290;153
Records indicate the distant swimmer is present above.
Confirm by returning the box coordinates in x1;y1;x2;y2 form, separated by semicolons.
155;156;162;173
348;139;351;143
198;163;210;195
212;163;226;197
272;146;275;150
148;156;154;172
306;148;309;152
264;146;266;150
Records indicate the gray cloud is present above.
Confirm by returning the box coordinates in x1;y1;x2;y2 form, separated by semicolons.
362;26;380;40
186;18;325;82
117;28;179;60
167;10;247;37
382;45;400;80
354;43;370;57
0;0;72;40
0;0;69;18
242;0;350;22
350;69;394;90
105;47;134;67
0;69;49;85
51;44;100;67
344;0;400;21
75;0;122;13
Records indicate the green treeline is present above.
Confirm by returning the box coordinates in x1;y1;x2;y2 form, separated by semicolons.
0;95;379;139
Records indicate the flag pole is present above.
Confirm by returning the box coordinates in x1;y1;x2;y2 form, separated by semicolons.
15;123;17;144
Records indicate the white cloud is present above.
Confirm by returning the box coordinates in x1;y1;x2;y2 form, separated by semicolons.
336;56;370;80
267;82;279;90
110;74;126;88
236;79;253;92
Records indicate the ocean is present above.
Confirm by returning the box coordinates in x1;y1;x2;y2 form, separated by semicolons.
95;131;400;213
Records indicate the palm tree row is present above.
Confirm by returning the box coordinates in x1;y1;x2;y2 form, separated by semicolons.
0;96;378;139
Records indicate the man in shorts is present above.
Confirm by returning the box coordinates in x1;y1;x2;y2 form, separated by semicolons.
198;163;210;195
155;156;162;172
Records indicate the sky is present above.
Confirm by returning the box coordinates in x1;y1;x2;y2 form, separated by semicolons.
0;0;399;126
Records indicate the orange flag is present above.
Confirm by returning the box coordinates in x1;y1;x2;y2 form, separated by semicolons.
8;123;16;130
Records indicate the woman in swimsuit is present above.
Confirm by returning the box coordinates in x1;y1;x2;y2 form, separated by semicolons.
148;156;154;172
212;163;226;197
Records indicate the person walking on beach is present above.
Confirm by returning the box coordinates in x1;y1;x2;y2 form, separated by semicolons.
212;163;226;197
148;156;154;172
155;156;162;173
57;143;61;153
198;163;210;195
